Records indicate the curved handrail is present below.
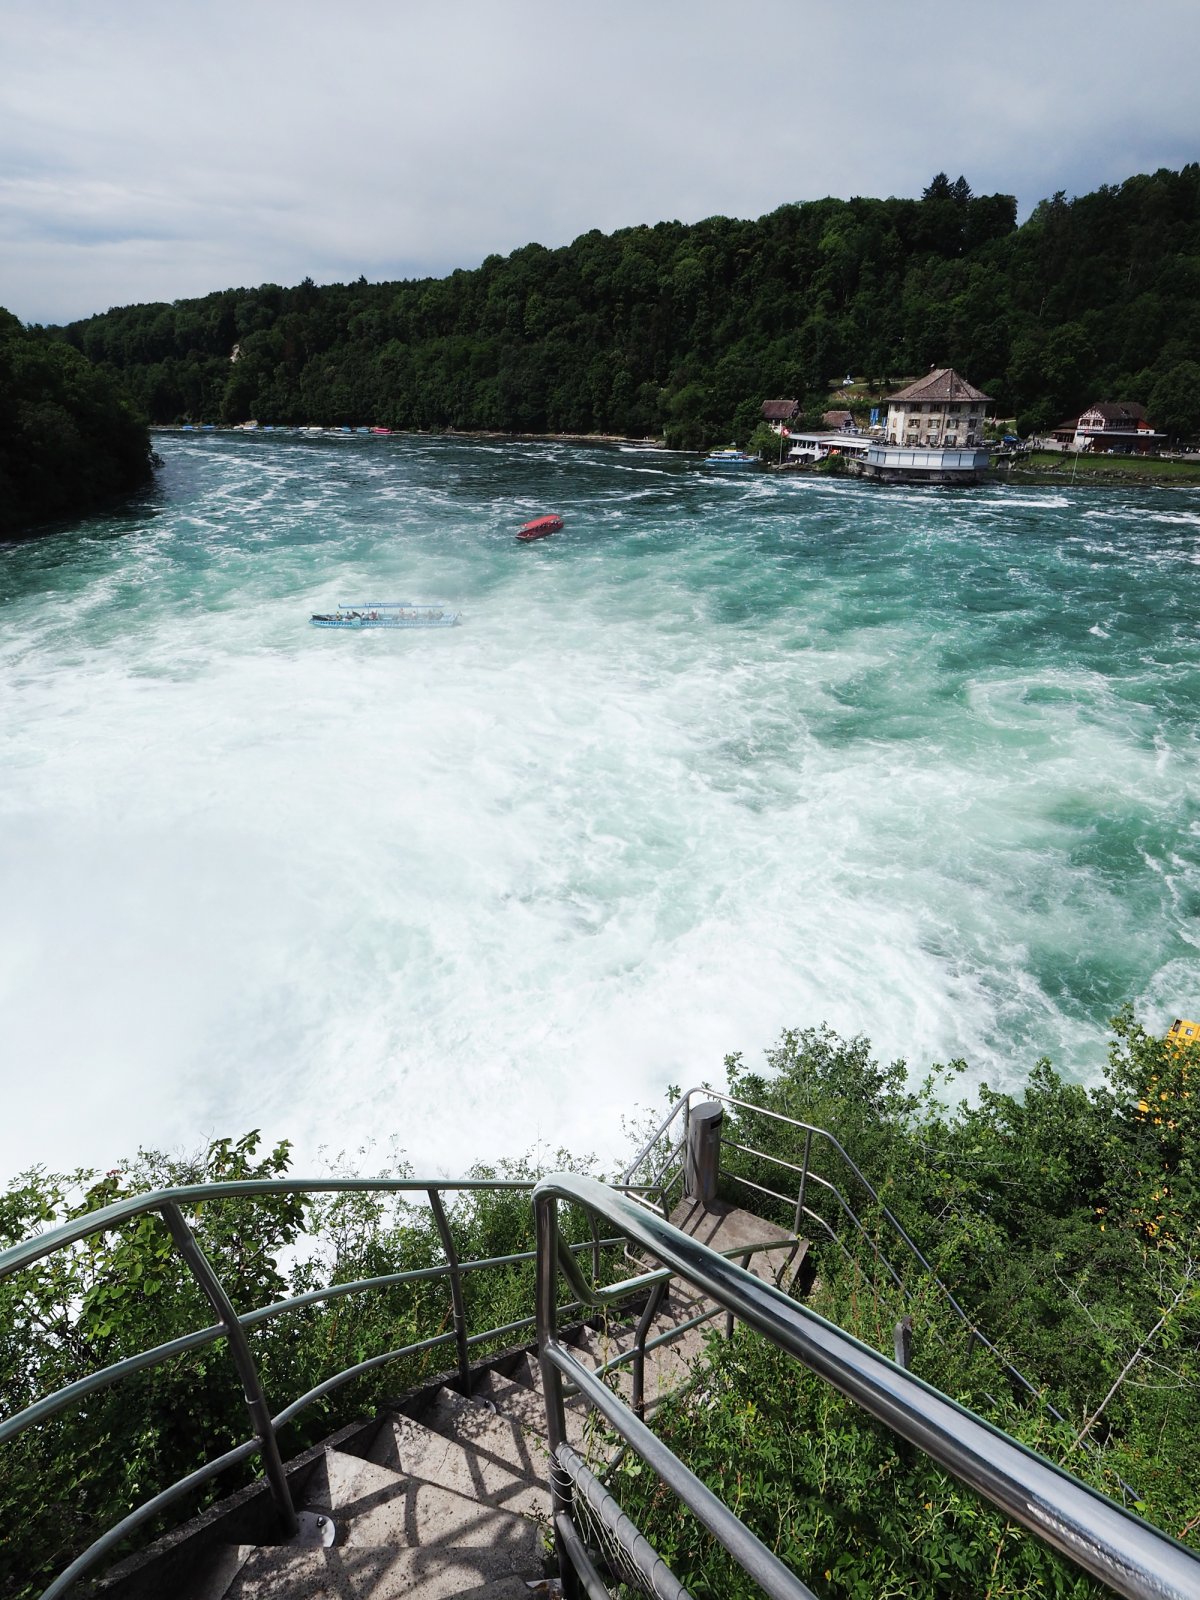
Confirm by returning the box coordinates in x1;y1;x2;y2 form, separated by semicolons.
626;1088;968;1310
0;1175;534;1279
1;1174;626;1598
535;1171;1200;1600
624;1088;1083;1420
0;1240;618;1450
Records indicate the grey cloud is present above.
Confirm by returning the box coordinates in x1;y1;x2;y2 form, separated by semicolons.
1;0;1197;324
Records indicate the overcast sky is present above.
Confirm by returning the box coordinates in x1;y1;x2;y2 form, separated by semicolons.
2;0;1198;326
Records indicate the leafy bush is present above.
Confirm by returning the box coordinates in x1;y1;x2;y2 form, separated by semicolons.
564;1015;1200;1594
4;1010;1198;1597
613;1324;1108;1599
0;1133;606;1598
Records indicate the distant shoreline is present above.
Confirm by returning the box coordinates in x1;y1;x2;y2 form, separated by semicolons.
152;425;669;448
994;450;1200;487
150;429;1200;485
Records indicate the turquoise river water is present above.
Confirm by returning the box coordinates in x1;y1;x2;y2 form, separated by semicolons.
2;433;1199;1180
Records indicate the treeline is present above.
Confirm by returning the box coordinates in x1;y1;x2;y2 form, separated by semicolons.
48;166;1200;447
0;309;153;538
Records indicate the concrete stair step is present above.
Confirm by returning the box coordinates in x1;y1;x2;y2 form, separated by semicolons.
611;1322;702;1406
223;1537;546;1599
507;1351;545;1391
526;1333;693;1435
301;1448;541;1553
445;1372;593;1454
641;1335;697;1400
421;1386;557;1477
572;1327;636;1401
449;1583;550;1600
182;1544;256;1600
667;1197;806;1293
658;1287;719;1357
363;1409;548;1518
380;1395;550;1491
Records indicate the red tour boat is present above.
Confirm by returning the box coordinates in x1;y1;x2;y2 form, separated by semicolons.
517;514;563;542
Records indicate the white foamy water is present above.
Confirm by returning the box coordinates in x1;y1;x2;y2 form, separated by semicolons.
2;436;1200;1181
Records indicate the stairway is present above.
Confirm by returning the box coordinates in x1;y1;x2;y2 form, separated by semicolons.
101;1201;803;1600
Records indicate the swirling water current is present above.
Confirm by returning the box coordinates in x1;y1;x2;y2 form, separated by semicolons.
2;432;1200;1181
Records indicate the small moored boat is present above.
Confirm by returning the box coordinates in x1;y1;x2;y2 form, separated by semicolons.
517;514;563;542
705;448;758;468
311;601;460;629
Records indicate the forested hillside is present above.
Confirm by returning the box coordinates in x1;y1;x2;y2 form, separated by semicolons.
54;166;1200;447
0;309;153;537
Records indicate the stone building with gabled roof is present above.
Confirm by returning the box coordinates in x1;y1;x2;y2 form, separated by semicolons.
761;398;799;424
883;368;990;448
862;367;992;484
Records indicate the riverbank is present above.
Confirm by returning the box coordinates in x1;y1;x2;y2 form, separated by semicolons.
152;425;669;448
996;450;1200;485
150;428;1200;486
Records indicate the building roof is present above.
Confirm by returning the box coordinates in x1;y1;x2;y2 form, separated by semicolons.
885;368;991;404
1055;402;1154;433
822;410;854;427
1080;401;1148;424
761;398;799;421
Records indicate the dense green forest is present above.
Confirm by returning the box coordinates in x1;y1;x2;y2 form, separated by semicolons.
48;166;1200;448
0;309;153;538
3;1011;1197;1596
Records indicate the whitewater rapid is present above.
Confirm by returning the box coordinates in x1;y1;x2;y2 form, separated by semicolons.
2;434;1198;1182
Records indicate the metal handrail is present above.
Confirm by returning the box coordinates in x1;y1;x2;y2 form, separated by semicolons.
0;1237;621;1450
0;1174;627;1598
535;1172;1200;1600
0;1175;532;1279
625;1088;966;1308
624;1088;1075;1417
632;1090;1141;1503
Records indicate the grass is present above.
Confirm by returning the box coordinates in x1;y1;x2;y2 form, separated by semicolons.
1005;450;1200;482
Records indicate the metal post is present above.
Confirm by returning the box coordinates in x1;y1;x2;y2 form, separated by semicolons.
535;1194;581;1600
159;1203;298;1539
793;1129;812;1233
681;1098;692;1191
726;1252;750;1340
632;1279;669;1420
426;1188;471;1397
589;1214;601;1288
894;1316;913;1371
685;1102;723;1204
